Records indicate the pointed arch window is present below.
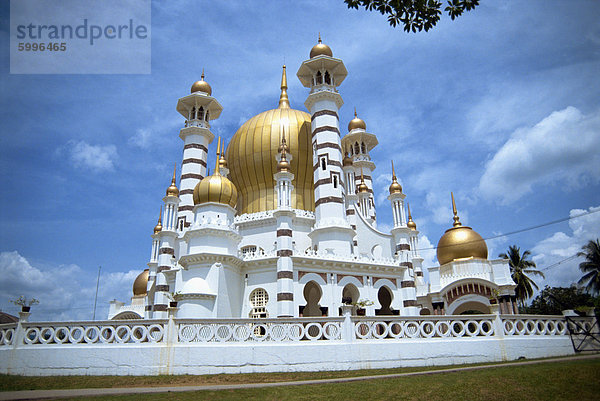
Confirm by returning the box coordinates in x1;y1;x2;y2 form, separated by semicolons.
324;71;331;84
316;71;322;85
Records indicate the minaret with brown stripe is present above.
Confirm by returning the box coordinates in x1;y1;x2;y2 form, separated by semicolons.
153;170;180;318
274;137;295;317
297;36;354;256
175;72;223;231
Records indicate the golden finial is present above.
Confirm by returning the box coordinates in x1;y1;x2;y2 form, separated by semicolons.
214;137;221;175
201;68;205;81
389;160;402;194
153;206;163;234
191;69;212;95
318;32;322;43
451;192;461;227
407;202;417;230
278;65;290;109
278;126;289;153
354;107;357;118
166;164;179;197
219;139;228;169
358;168;368;193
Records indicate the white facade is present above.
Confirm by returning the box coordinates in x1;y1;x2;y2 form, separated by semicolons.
109;40;517;322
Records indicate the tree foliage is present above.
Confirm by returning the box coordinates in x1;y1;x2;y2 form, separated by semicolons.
523;285;599;315
344;0;480;32
578;239;600;296
499;245;545;308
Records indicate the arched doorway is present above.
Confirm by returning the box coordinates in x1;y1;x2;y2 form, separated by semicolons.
302;281;324;317
452;300;490;315
375;286;395;315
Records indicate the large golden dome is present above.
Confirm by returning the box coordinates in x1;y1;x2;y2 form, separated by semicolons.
436;193;488;265
133;269;149;296
226;66;314;214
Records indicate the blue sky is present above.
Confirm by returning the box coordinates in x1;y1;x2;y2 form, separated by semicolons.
1;0;599;320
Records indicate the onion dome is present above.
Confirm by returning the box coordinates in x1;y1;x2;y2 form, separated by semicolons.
389;160;402;194
407;203;417;231
310;33;333;58
132;269;149;296
343;152;353;167
348;108;366;131
191;70;212;95
193;137;238;208
357;169;369;193
153;207;162;234
226;66;314;214
436;193;488;265
277;149;290;172
166;165;179;197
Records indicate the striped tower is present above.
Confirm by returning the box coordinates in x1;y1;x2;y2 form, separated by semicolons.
274;137;295;317
297;36;354;256
175;72;223;231
388;164;418;314
153;169;180;318
341;109;379;224
145;208;162;318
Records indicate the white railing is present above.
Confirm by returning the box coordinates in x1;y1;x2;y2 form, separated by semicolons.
501;315;569;336
176;317;343;343
1;314;592;347
18;320;166;345
298;248;398;267
234;209;315;224
0;323;17;346
352;315;496;339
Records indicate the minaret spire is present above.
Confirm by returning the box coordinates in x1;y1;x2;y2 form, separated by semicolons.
278;65;290;109
451;192;462;227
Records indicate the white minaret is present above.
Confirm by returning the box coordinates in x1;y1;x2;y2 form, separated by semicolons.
387;164;418;314
145;208;162;318
407;203;425;285
341;109;379;224
342;153;358;253
274;136;295;317
175;71;223;232
297;35;354;256
152;169;180;318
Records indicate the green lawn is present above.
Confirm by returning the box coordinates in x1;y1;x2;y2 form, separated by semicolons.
2;357;599;400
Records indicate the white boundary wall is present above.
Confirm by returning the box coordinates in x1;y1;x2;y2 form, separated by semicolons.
0;311;592;376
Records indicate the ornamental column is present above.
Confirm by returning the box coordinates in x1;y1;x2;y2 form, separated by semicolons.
175;71;223;231
153;169;180;318
145;208;162;318
297;35;354;256
274;139;295;317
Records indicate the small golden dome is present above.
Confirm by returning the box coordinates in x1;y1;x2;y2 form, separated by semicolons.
153;208;162;234
407;203;417;231
343;152;353;167
191;70;212;95
133;269;149;296
218;141;228;169
310;33;333;58
193;138;238;208
166;165;179;197
357;169;369;193
389;161;402;194
436;193;488;265
348;109;366;131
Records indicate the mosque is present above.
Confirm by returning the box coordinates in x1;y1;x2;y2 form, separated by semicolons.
108;37;518;321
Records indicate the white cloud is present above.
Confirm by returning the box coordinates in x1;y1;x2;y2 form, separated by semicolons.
0;251;140;321
479;107;600;204
531;205;600;290
128;116;180;149
65;140;118;172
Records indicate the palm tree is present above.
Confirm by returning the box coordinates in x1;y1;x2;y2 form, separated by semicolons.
499;245;545;308
578;239;600;296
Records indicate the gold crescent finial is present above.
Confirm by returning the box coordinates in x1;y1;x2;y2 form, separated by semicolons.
451;192;461;227
278;65;290;109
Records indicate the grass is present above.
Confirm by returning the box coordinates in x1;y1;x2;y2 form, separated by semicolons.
1;356;599;400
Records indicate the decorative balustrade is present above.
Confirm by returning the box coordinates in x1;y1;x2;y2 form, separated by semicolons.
17;320;166;345
0;323;16;346
298;249;398;267
501;315;569;336
176;317;343;343
352;315;496;339
234;209;315;224
0;314;593;348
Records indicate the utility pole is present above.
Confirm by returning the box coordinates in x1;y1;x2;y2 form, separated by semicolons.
92;265;101;320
